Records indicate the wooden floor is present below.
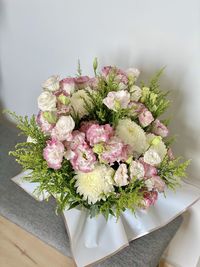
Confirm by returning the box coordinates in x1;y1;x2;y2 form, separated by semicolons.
0;215;75;267
0;215;173;267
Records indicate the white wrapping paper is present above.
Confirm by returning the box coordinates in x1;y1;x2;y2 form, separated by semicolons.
12;172;200;267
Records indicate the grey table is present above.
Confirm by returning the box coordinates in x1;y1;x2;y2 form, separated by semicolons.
0;121;182;267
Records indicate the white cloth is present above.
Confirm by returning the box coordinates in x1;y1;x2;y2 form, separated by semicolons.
12;172;200;267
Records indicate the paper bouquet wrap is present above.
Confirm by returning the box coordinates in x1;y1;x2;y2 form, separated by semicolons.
8;60;200;266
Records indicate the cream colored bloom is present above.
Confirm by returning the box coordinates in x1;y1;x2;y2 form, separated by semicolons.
116;119;147;155
129;85;142;101
144;149;161;166
37;91;57;112
42;75;60;91
70;89;91;118
75;165;114;204
146;133;167;161
129;161;145;179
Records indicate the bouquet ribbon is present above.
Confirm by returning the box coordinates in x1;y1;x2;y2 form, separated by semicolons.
12;171;200;267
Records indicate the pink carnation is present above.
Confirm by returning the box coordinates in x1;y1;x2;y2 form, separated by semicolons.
143;191;158;208
138;108;154;127
69;143;96;173
43;139;65;170
86;124;114;146
152;119;169;137
101;137;130;164
139;158;158;178
36;111;54;134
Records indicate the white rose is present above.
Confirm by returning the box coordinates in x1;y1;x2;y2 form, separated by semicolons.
146;134;167;161
129;85;142;101
144;149;161;166
42;75;60;91
51;115;75;141
129;161;145;179
38;91;57;112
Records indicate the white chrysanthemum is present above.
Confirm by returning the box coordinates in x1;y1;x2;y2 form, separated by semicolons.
70;89;91;118
116;119;148;155
75;165;114;204
146;133;167;161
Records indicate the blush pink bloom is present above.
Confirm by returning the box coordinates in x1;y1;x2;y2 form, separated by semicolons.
89;77;98;89
60;78;75;95
101;137;130;164
143;191;158;208
103;90;130;111
36;111;54;134
86;124;114;146
138;108;154;127
152;119;169;137
114;164;129;186
139;158;158;178
150;176;166;192
43;139;65;170
101;66;128;89
80;121;98;133
69;130;86;150
74;76;90;88
128;101;145;115
69;143;96;173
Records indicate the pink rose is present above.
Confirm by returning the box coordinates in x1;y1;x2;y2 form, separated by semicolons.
60;78;75;95
152;119;169;137
143;191;158;208
74;76;90;89
43;139;65;170
101;137;130;164
86;123;114;146
36;111;54;134
139;158;158;178
138;108;154;127
103;90;130;111
68;143;96;173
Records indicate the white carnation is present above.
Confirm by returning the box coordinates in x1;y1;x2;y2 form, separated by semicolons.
114;164;129;186
146;133;167;161
75;165;114;204
129;161;145;179
70;89;91;119
116;119;148;155
42;75;60;91
38;91;57;112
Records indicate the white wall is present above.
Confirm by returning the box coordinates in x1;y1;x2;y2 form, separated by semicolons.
1;0;200;266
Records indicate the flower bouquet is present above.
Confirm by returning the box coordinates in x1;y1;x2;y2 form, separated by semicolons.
8;59;190;220
7;59;200;266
